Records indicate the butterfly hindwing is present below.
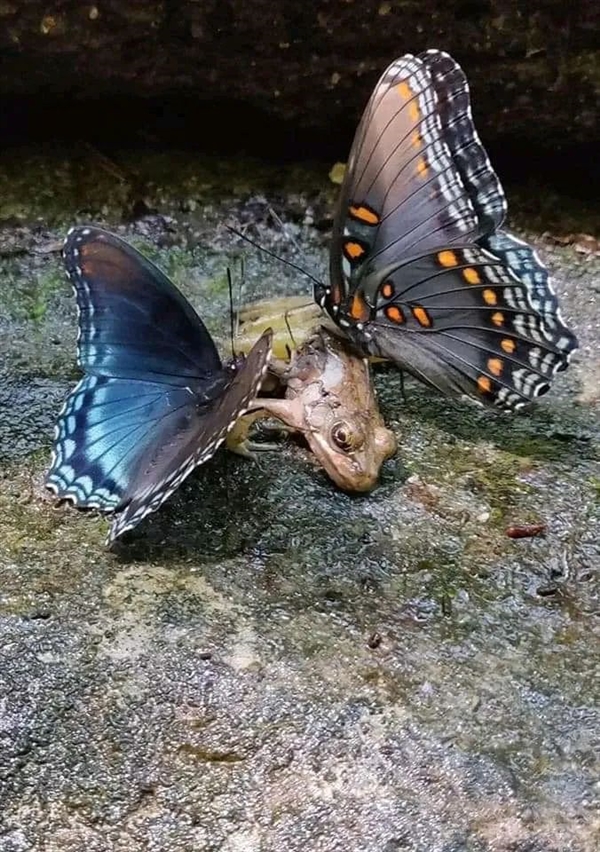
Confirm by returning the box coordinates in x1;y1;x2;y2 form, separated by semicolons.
480;230;576;357
366;246;571;407
109;330;272;543
46;375;198;510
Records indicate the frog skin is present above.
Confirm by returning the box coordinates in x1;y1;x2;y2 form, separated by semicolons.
228;299;397;492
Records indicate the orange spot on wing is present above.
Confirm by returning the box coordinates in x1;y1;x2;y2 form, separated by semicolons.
412;306;432;327
501;338;516;353
438;250;458;267
349;205;379;225
408;101;420;122
483;288;498;306
491;311;505;327
488;358;503;377
417;157;428;177
463;267;481;285
350;293;370;322
477;376;492;393
411;130;422;148
344;241;366;260
381;281;394;299
385;305;405;324
396;81;412;100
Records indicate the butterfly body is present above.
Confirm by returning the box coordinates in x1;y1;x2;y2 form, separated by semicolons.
319;50;577;410
47;227;272;543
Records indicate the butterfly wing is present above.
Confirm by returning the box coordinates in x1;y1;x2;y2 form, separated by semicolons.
364;246;572;409
480;229;575;358
109;329;272;543
48;225;273;542
63;226;223;384
422;50;576;356
322;51;577;410
47;375;200;511
325;52;479;313
47;331;273;544
420;49;507;237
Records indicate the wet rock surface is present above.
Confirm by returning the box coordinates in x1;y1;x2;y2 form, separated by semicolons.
0;152;598;850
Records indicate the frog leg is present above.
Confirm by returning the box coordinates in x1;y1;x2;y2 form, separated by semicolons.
245;398;305;433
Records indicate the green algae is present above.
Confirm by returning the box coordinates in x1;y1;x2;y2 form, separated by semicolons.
0;260;64;324
0;148;333;226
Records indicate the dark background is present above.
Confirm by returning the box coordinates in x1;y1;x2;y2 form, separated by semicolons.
1;0;598;194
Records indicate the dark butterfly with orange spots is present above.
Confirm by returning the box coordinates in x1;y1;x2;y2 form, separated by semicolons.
316;50;577;410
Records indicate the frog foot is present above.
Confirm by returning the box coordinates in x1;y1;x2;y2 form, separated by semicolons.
254;419;293;441
227;408;293;460
231;440;283;460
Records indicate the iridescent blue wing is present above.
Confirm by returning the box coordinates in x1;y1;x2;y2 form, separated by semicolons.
47;374;175;512
109;329;272;543
321;51;577;410
47;226;273;543
63;226;223;383
47;332;272;544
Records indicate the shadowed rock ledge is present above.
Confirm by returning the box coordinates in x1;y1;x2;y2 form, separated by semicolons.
0;0;598;149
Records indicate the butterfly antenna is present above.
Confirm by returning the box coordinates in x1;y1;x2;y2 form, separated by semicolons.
284;309;297;350
226;267;236;358
226;225;324;289
235;255;245;338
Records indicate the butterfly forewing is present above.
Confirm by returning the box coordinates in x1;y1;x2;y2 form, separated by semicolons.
63;226;223;384
418;53;576;361
421;49;507;235
329;53;480;306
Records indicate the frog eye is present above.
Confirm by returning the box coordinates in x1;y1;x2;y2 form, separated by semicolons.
330;420;364;453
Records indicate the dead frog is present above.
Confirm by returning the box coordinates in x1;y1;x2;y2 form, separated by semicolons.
228;297;397;492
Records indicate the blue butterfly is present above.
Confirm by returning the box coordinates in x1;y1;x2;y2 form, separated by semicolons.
46;226;272;544
318;50;578;410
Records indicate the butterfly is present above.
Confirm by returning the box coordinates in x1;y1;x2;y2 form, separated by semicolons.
316;50;578;411
46;226;272;544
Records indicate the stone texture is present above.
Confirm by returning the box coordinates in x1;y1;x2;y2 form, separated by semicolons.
0;1;598;146
0;151;598;850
